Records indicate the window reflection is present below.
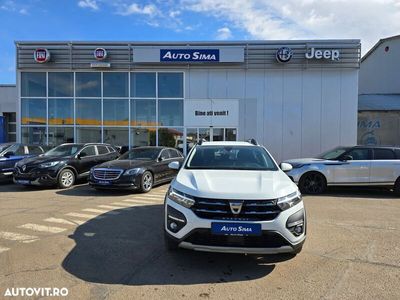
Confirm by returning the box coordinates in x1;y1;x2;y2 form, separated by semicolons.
48;98;73;125
48;72;73;97
21;127;46;144
76;99;101;125
158;73;183;98
158;127;184;151
103;127;129;146
131;72;156;97
131;99;156;126
21;99;46;125
76;72;101;97
103;99;129;126
21;72;46;97
76;127;101;143
159;100;183;126
131;127;156;147
103;72;128;97
48;127;74;145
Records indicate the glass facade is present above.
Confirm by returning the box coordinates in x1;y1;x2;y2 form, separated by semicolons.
20;71;185;149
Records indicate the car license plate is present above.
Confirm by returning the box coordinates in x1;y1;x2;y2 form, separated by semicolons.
211;222;262;236
16;180;30;185
97;180;111;185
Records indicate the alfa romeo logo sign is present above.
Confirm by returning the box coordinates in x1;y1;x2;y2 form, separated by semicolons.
33;48;50;63
94;48;107;61
276;47;293;63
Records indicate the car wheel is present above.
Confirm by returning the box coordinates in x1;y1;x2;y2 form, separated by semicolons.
394;177;400;196
299;172;327;194
140;171;153;193
58;169;75;189
164;231;179;251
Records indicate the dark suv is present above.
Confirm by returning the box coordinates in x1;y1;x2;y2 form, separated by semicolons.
0;143;48;181
14;143;119;188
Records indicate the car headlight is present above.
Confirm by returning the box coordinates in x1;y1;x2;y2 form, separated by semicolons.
168;187;195;208
39;161;61;168
124;168;141;175
277;190;302;210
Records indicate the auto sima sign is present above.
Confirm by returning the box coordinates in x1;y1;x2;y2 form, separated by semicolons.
160;49;220;62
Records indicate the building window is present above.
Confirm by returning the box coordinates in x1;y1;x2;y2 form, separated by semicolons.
75;99;101;125
130;127;156;147
158;127;184;151
76;127;101;143
48;72;73;97
21;98;46;125
3;112;16;142
21;72;46;97
21;127;46;144
158;73;183;98
131;72;156;97
131;99;156;126
158;99;183;126
76;72;101;97
103;127;129;146
103;72;128;97
103;99;129;126
48;98;73;125
48;127;74;145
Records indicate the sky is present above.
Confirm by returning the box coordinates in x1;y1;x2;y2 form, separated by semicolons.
1;0;400;83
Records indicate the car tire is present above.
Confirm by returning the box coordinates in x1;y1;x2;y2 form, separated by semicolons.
58;169;75;189
394;177;400;196
140;171;153;193
299;172;327;194
164;231;179;251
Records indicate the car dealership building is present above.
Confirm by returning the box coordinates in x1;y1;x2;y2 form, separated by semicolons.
15;40;360;161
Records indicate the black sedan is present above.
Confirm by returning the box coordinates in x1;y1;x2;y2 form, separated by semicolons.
89;147;184;193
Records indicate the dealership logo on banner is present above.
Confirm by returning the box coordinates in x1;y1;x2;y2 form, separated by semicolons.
94;48;107;60
33;48;50;63
276;47;293;63
160;49;220;62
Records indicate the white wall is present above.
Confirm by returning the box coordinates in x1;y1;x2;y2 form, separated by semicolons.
186;68;358;162
360;38;400;94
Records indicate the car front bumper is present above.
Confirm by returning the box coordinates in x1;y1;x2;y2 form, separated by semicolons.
164;197;306;254
13;168;59;186
88;173;141;190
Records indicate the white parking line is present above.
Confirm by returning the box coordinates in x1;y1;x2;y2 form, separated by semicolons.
131;196;163;201
18;223;67;234
0;246;10;253
122;199;150;204
129;199;162;204
65;212;106;219
83;208;120;215
110;202;136;207
98;205;133;210
0;231;39;243
44;218;76;226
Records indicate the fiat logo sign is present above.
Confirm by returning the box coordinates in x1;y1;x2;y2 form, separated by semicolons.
34;48;50;63
94;48;107;61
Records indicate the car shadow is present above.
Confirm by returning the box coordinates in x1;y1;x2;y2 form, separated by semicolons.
62;204;293;286
315;186;397;199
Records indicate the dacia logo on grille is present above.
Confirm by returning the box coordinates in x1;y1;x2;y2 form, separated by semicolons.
229;201;244;215
22;165;26;172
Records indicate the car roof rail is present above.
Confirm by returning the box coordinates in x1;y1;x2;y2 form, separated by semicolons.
246;138;259;146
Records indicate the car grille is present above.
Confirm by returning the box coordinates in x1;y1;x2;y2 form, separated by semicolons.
93;168;123;180
190;197;281;221
16;165;36;173
184;229;290;248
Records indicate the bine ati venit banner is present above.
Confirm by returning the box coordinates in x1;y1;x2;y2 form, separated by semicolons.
184;99;239;127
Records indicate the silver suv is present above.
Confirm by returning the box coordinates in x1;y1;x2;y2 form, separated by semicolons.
284;146;400;194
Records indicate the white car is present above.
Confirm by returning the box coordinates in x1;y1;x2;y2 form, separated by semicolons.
164;140;306;255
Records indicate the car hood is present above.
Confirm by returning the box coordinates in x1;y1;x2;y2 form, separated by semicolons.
173;169;298;200
16;155;66;166
94;159;153;170
284;158;328;165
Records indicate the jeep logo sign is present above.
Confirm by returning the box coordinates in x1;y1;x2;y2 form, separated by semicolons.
305;48;340;61
160;49;219;62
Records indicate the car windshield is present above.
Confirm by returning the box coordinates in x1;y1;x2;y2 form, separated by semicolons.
317;147;350;160
44;144;82;157
119;148;160;160
186;146;278;170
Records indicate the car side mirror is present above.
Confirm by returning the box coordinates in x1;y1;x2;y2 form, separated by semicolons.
280;162;293;172
4;151;15;158
168;161;180;170
77;152;87;159
341;155;353;161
